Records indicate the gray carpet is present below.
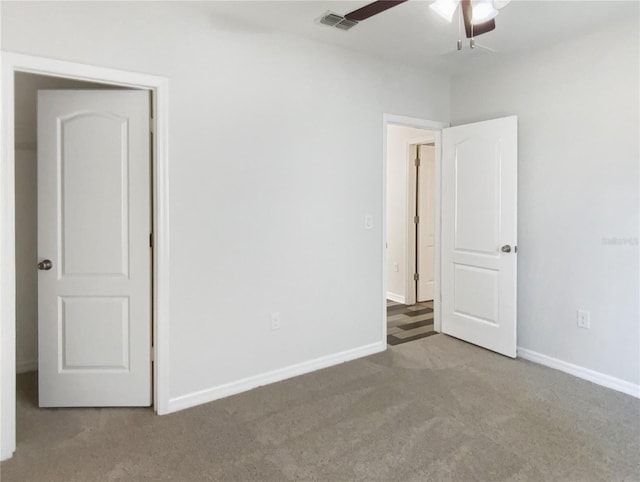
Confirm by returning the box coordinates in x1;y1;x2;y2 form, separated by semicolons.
2;334;639;481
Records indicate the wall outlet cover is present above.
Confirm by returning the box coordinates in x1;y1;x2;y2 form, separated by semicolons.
270;312;281;331
577;309;590;329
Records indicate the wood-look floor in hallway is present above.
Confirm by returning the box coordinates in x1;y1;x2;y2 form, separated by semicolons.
387;299;436;346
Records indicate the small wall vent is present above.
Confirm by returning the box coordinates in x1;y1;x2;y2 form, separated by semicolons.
319;12;359;31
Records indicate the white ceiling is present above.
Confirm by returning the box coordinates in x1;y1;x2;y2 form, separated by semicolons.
198;0;637;74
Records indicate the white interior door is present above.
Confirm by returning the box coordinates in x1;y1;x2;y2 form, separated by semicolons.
38;90;152;406
417;144;435;302
441;116;517;357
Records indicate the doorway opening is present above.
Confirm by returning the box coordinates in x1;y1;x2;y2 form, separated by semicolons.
15;72;151;438
14;72;136;369
383;115;447;347
17;71;155;399
382;114;518;358
1;52;170;461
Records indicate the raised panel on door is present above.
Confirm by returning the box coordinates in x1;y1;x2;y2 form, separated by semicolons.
452;264;498;324
38;90;151;407
453;138;501;255
60;112;129;277
441;116;517;358
60;296;130;371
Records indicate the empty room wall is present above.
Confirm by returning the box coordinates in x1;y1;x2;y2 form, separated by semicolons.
451;14;640;387
1;2;450;408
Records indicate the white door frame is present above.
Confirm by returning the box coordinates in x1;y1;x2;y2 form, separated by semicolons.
405;135;437;306
0;52;171;460
382;114;448;340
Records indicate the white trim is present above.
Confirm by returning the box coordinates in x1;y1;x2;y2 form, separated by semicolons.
16;360;37;374
168;341;386;413
517;347;640;399
407;134;437;145
151;65;171;418
383;114;448;131
432;131;443;333
0;52;17;463
386;292;406;304
382;114;448;342
0;52;171;461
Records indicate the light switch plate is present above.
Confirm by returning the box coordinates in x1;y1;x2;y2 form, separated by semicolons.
577;309;590;329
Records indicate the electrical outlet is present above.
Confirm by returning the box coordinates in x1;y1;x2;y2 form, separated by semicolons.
270;312;281;331
577;309;590;329
393;262;399;272
364;215;373;230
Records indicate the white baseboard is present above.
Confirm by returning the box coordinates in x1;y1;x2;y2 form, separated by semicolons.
168;341;386;413
16;359;37;374
386;292;405;304
517;347;640;399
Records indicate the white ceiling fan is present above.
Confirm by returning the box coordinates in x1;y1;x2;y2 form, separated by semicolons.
317;0;511;53
318;0;511;38
430;0;512;50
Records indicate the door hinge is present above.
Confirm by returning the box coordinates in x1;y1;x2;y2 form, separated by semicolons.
149;233;153;248
151;347;154;362
150;117;155;134
414;215;420;224
414;273;419;281
414;157;421;167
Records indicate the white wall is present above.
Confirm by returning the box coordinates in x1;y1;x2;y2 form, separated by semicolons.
13;73;124;374
386;125;435;303
451;16;640;385
2;2;450;404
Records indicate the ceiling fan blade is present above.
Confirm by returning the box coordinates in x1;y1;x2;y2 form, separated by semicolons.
460;0;496;38
344;0;408;22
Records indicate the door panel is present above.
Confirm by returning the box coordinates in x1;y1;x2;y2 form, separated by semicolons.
38;90;151;407
441;116;517;358
60;296;129;371
60;112;130;277
453;264;498;323
453;139;500;254
417;144;435;302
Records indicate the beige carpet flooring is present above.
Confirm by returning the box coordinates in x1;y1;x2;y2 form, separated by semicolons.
2;334;639;481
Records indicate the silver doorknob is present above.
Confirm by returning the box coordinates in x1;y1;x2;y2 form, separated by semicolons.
501;245;512;253
37;259;53;270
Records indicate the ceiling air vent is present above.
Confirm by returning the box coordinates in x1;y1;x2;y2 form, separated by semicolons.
320;12;343;26
319;12;359;31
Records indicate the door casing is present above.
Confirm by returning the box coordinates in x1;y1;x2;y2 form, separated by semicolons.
384;114;519;354
382;114;448;341
1;52;171;460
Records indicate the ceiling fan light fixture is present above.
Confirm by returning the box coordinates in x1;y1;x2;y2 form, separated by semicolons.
429;0;460;23
471;0;499;24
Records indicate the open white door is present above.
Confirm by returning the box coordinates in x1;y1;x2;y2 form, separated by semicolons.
417;144;435;302
38;90;152;406
441;116;517;357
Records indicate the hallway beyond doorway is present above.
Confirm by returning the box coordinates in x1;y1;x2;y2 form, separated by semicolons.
386;300;436;346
